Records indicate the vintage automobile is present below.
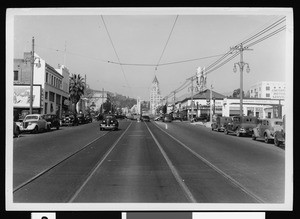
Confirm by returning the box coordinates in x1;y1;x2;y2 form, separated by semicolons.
85;114;93;123
100;114;119;131
224;116;258;137
61;113;79;126
274;115;285;146
77;113;87;124
252;118;283;143
163;114;173;122
141;115;150;122
42;114;60;130
19;114;50;133
211;116;232;132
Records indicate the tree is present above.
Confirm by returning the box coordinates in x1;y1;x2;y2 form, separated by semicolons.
232;88;245;98
69;74;85;113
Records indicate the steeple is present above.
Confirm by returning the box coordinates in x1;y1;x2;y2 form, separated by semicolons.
152;75;159;84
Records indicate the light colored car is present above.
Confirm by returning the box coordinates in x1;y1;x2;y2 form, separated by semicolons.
252;118;283;143
20;114;50;134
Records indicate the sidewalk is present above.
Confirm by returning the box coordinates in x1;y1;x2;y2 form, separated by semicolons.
190;121;212;128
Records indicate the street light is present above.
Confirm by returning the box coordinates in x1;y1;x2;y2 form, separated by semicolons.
24;37;41;114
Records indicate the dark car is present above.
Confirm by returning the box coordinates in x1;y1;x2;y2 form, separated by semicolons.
211;116;232;132
77;113;87;124
100;114;119;131
141;115;150;122
61;113;79;126
85;114;93;123
163;114;173;122
224;116;258;137
42;114;61;130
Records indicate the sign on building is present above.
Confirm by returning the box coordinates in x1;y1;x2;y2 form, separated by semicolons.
271;88;285;99
13;85;41;108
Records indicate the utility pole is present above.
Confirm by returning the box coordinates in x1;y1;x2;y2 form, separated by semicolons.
210;84;213;122
29;37;35;114
173;91;176;113
232;43;251;116
190;77;194;121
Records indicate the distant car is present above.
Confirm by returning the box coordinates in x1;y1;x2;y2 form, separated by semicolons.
61;113;79;126
85;114;93;123
211;116;232;132
224;116;258;137
42;114;60;130
252;118;283;143
20;114;50;133
141;115;150;122
100;114;119;131
13;122;20;137
77;113;87;124
163;114;173;122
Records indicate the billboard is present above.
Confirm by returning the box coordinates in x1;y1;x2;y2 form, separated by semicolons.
13;85;41;108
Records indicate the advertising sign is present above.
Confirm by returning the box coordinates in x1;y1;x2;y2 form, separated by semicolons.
13;85;41;108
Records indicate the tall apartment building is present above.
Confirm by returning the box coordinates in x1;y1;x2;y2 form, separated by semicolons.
249;81;285;99
149;76;162;115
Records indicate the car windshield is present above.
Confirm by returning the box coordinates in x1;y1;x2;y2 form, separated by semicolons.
143;116;150;119
24;116;38;121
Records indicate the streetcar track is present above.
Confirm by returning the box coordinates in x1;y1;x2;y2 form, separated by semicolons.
145;122;197;203
152;121;265;203
68;121;133;202
12;123;133;194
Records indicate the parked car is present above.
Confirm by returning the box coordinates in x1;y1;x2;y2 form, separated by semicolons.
42;114;60;130
274;115;285;146
100;114;119;131
61;113;79;126
211;116;232;132
85;114;93;123
196;114;209;122
224;116;258;137
19;114;50;133
77;113;87;124
252;118;283;143
141;115;150;122
13;122;20;137
163;114;173;122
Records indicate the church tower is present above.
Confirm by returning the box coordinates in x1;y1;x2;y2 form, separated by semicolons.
150;75;162;115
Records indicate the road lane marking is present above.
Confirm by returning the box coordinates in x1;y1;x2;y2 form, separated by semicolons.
152;122;265;203
68;122;133;202
145;123;197;203
13;131;110;193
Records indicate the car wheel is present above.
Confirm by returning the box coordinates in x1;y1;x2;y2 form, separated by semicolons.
264;133;270;143
274;135;281;146
56;126;59;130
47;125;51;132
252;134;256;140
32;126;38;134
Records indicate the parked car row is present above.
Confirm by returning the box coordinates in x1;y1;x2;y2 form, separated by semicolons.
211;115;285;147
14;113;93;136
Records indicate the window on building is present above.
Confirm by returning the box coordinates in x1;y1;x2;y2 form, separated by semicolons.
266;86;270;91
44;102;48;114
46;73;48;83
49;91;55;102
45;91;48;99
51;75;53;85
266;93;270;98
14;70;18;81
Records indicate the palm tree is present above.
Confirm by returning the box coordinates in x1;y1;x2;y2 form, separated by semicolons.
69;74;85;113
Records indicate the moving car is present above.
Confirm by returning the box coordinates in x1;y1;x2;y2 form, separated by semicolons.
77;113;87;124
224;116;258;137
211;116;232;132
141;115;150;122
61;113;79;126
100;114;119;131
42;114;60;130
19;114;50;133
252;118;283;143
163;114;173;122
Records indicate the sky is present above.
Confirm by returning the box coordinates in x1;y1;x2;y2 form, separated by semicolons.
10;8;292;101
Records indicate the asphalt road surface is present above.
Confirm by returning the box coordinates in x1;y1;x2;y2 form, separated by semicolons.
12;120;285;203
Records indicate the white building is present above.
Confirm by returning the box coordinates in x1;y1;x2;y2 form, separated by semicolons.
149;75;162;115
249;81;285;99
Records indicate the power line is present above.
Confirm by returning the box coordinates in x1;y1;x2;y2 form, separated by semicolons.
100;15;132;95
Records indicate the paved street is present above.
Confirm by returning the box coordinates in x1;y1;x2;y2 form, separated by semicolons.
13;120;285;203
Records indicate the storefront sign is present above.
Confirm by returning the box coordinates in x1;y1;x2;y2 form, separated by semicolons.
13;85;41;108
